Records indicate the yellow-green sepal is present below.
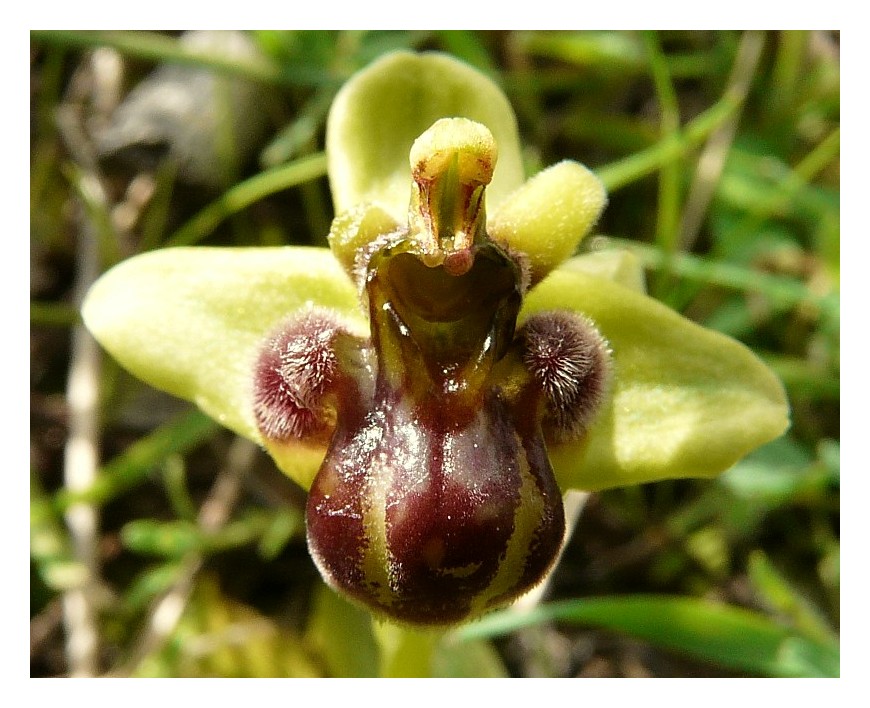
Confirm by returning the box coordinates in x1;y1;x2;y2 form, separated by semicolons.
523;253;790;491
82;246;365;488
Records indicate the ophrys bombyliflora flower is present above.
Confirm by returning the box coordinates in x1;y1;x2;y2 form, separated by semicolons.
83;51;789;626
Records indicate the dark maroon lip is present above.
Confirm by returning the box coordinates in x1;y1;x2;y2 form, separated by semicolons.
306;390;566;626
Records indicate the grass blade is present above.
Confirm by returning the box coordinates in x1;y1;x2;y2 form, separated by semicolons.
167;153;328;246
455;595;839;677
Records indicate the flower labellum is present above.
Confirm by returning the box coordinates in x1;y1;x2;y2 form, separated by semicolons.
253;119;611;625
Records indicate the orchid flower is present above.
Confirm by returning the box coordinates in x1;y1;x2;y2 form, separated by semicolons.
82;51;789;626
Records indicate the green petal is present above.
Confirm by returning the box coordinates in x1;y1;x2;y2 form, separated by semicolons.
326;51;524;220
522;262;790;491
82;247;364;457
327;202;402;279
488;161;607;285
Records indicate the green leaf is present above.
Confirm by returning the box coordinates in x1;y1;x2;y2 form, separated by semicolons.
124;561;186;610
31;472;88;591
326;51;525;220
121;519;203;557
455;596;840;678
82;247;364;488
748;550;838;645
256;508;304;560
525;261;790;491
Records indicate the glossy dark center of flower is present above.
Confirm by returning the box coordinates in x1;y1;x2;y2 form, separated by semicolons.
370;241;521;399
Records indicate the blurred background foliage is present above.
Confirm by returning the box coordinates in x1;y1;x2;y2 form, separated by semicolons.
30;30;839;677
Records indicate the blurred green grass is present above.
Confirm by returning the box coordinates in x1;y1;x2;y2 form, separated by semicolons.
30;30;839;678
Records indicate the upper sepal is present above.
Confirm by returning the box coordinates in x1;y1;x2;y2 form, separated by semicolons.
326;51;525;221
